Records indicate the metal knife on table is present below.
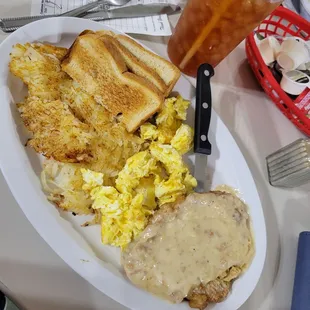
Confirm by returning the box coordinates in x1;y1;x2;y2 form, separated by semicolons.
194;63;214;193
0;5;181;33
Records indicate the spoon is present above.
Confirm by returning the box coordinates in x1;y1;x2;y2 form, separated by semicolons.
61;0;130;18
0;0;130;31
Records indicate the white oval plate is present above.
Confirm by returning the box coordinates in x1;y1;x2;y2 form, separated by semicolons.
0;17;266;310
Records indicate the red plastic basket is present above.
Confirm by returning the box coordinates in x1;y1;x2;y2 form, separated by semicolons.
246;6;310;136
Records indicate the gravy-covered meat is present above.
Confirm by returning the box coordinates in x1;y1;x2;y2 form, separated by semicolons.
187;266;242;309
121;191;255;309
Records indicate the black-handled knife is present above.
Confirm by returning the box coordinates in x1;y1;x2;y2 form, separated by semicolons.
194;63;214;192
194;63;214;155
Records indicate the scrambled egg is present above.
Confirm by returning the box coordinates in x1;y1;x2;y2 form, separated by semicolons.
135;177;157;210
140;96;192;148
82;168;152;248
82;143;197;247
96;192;151;248
149;143;186;174
155;171;186;205
81;168;104;192
40;96;196;248
154;96;190;144
116;151;157;194
174;95;191;120
171;124;194;155
140;123;158;141
81;151;158;248
150;143;197;206
156;98;181;144
155;171;197;205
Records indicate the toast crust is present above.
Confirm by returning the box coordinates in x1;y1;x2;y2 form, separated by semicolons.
95;30;181;97
62;31;163;132
96;33;167;94
116;34;181;96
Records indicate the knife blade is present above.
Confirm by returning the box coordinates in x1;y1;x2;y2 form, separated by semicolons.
0;5;181;33
194;63;214;193
86;4;181;19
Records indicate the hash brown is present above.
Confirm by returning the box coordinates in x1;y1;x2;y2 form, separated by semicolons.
9;42;143;175
18;98;93;163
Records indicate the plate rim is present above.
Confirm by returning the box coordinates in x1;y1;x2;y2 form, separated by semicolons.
0;16;266;310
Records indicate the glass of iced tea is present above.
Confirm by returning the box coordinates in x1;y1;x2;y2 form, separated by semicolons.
168;0;283;77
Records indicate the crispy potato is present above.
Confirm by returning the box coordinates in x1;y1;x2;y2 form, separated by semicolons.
10;43;143;176
19;98;93;163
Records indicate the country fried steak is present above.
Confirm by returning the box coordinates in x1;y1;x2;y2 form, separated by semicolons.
122;192;255;309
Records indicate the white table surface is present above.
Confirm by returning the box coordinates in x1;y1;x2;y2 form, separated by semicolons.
0;1;310;309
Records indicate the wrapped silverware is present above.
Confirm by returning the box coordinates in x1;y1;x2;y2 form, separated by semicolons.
0;5;180;33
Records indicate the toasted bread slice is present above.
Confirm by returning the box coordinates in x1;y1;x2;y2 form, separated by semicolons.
62;32;163;132
95;32;167;94
115;34;180;96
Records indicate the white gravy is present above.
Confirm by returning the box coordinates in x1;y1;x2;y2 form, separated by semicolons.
121;192;254;303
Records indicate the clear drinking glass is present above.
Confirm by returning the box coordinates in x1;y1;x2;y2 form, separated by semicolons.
168;0;283;77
